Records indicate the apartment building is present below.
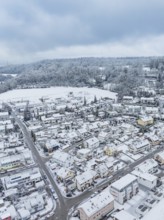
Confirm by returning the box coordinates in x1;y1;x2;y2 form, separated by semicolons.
78;189;114;220
110;174;139;204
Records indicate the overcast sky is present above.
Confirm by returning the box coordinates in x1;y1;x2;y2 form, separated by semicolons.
0;0;164;64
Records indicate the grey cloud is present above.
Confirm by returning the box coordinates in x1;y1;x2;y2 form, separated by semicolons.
0;0;164;62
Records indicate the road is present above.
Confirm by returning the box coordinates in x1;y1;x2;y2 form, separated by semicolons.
12;112;164;220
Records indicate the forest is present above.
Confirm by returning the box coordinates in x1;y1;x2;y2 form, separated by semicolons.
0;57;163;99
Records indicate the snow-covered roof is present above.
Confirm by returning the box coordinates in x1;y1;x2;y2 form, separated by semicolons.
18;208;30;219
78;189;114;217
78;148;91;155
111;174;137;191
56;167;73;179
85;137;99;146
0;155;21;166
132;170;157;182
76;170;96;185
53;150;72;162
139;116;153;122
111;210;136;220
156;151;164;159
0;112;8;117
135;159;158;173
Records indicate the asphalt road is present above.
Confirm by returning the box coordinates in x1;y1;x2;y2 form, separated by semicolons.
12;112;164;220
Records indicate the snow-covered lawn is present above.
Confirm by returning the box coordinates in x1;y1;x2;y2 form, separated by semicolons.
143;197;164;220
0;86;117;102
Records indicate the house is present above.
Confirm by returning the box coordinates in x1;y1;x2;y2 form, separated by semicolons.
0;212;11;220
78;189;114;220
112;104;123;112
123;96;134;103
75;170;97;191
145;133;160;145
41;116;56;124
0;112;9;120
140;97;155;104
87;114;95;122
128;139;150;154
135;159;158;174
110;174;139;204
56;167;75;181
44;139;60;153
154;151;164;164
84;137;99;149
132;170;157;189
145;107;158;114
0;155;21;172
137;116;154;126
98;131;109;143
77;149;91;159
97;164;109;178
17;208;31;220
28;125;42;132
3;168;42;189
126;105;141;114
52;150;73;167
29;195;44;213
104;144;118;156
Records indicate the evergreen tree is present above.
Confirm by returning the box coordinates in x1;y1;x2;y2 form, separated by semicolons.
84;96;87;106
94;95;97;103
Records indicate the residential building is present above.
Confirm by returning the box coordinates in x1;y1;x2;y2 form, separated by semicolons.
98;131;109;143
132;170;157;189
56;167;75;181
2;168;42;189
44;139;60;153
154;151;164;164
84;137;99;149
75;170;97;191
137;116;154;126
128;139;150;154
0;112;9;120
52;150;73;167
110;174;139;204
0;155;21;172
135;159;158;174
78;189;114;220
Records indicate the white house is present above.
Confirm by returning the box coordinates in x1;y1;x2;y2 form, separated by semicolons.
84;137;99;149
128;139;150;154
135;159;158;174
97;164;109;178
131;170;157;189
75;170;97;191
52;150;74;167
77;149;91;159
98;131;109;143
0;112;9;120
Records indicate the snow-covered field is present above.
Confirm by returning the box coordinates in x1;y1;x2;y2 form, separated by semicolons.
0;87;117;103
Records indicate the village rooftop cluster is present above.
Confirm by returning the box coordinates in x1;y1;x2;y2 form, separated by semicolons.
1;66;164;220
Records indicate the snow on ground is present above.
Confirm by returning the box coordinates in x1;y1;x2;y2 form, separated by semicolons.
143;197;164;220
0;87;117;103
